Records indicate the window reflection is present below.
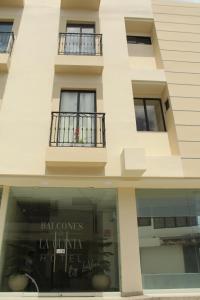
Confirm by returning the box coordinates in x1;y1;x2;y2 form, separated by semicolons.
136;189;200;289
0;187;119;293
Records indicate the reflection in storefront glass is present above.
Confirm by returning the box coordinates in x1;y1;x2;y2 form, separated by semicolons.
136;189;200;289
0;187;119;293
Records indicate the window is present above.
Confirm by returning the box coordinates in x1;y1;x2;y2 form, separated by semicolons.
65;24;95;55
153;216;198;229
134;98;166;132
153;217;165;229
127;36;151;45
0;22;13;53
138;217;151;227
59;91;96;146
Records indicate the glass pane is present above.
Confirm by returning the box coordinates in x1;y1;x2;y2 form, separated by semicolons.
153;217;165;229
138;217;151;227
59;92;78;146
65;26;81;54
0;22;13;53
176;216;187;227
78;92;95;146
67;26;81;34
0;187;119;293
165;217;176;228
81;27;95;55
60;92;78;112
134;99;147;131
136;189;200;289
146;99;165;132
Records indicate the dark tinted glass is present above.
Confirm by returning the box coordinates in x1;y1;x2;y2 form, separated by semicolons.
0;22;13;53
153;217;165;229
134;99;147;131
146;100;165;132
138;217;151;227
127;36;151;45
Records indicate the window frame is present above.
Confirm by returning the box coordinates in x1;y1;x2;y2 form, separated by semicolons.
134;98;166;132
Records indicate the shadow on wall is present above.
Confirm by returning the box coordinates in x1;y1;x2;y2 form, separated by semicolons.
0;73;8;108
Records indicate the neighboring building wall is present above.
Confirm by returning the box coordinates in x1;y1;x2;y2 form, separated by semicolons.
152;0;200;176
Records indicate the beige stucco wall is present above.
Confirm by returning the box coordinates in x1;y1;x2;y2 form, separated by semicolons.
1;0;200;297
0;0;183;179
152;0;200;177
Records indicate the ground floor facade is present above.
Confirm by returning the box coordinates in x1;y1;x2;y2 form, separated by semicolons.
0;180;200;298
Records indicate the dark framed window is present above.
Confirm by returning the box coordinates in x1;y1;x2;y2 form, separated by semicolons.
58;90;97;146
153;217;165;229
65;23;96;55
188;216;198;226
153;216;198;229
176;216;188;227
134;98;166;132
138;217;151;227
0;22;13;53
165;217;176;228
127;35;151;45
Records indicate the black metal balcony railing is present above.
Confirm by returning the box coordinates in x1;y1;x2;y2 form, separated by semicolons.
0;32;14;54
58;33;102;56
50;112;106;148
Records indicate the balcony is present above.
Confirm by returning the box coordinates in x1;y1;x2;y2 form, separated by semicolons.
0;0;24;7
61;0;100;10
0;32;14;72
46;112;107;168
55;33;103;74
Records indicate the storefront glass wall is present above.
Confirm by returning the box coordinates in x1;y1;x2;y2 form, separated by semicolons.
136;189;200;289
0;187;119;294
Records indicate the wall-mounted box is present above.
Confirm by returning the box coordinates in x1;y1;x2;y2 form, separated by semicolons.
121;148;146;177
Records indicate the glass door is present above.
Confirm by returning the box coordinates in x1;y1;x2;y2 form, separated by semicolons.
58;91;96;147
0;187;119;295
65;24;95;55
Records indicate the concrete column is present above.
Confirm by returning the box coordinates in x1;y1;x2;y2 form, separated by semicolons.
117;188;143;296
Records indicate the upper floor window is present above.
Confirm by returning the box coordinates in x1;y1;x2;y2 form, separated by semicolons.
0;22;13;53
134;98;166;132
49;90;106;148
58;23;102;56
127;35;151;45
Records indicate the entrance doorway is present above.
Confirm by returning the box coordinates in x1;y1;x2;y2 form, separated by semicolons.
0;187;119;294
